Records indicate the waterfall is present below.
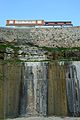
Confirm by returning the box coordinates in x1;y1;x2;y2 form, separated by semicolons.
19;62;48;117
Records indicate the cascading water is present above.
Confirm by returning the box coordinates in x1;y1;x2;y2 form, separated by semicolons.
19;62;48;117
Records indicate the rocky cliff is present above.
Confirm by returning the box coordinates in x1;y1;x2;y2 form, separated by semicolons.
0;27;80;119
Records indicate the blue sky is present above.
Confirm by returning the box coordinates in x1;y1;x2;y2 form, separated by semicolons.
0;0;80;26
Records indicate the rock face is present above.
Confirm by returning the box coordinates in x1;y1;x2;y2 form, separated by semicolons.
0;27;80;47
48;62;68;116
0;61;80;119
0;63;22;119
0;27;80;119
4;63;22;118
19;62;48;117
0;64;4;119
66;62;80;116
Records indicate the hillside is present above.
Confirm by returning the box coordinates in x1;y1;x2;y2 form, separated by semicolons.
0;27;80;47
